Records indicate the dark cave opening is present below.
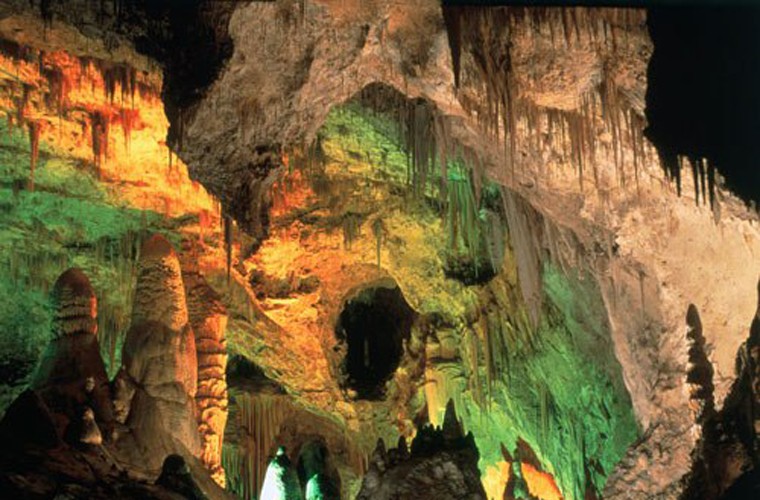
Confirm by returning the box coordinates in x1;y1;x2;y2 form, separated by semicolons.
336;285;415;400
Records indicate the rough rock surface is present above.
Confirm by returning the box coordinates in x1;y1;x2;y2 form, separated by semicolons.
184;270;230;487
357;400;486;500
114;234;200;470
31;268;114;441
679;279;760;499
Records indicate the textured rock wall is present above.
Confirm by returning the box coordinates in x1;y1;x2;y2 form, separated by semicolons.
184;270;229;487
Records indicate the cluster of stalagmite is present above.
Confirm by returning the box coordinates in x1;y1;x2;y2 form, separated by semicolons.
358;400;486;500
184;270;230;486
0;235;232;495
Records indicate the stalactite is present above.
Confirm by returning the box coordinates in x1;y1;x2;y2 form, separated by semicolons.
117;107;138;153
441;7;464;88
99;62;137;106
90;109;110;176
41;62;69;117
27;120;41;191
225;393;292;500
16;83;33;125
224;215;233;280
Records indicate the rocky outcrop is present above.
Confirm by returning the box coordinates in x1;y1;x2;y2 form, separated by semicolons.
184;270;230;487
156;454;209;500
357;400;486;500
31;268;114;442
113;234;200;470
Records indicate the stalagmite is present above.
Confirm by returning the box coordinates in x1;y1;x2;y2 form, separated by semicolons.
31;268;114;440
113;234;200;469
442;398;464;441
685;305;715;424
183;271;229;487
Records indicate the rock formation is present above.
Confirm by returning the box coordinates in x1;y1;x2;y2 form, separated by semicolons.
357;400;486;500
685;304;715;425
113;234;200;470
184;270;230;486
31;268;114;441
0;2;759;499
0;266;230;498
156;454;209;500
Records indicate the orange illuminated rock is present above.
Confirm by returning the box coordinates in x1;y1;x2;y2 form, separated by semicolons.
184;270;229;487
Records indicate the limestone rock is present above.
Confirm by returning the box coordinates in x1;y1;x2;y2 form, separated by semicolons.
32;268;113;440
50;267;98;338
680;279;760;499
115;234;200;468
78;407;103;446
184;270;229;487
442;398;463;441
685;304;715;424
0;389;59;449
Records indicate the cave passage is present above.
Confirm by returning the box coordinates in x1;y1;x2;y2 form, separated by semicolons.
336;285;414;400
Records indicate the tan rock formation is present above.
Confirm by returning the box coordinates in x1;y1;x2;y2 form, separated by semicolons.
114;234;200;470
32;268;113;440
184;270;229;487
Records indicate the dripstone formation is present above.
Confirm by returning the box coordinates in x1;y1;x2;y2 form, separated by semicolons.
184;270;230;486
31;268;114;442
357;399;487;500
0;242;232;498
113;234;200;470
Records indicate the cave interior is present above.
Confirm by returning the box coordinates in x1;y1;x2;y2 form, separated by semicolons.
0;1;759;500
